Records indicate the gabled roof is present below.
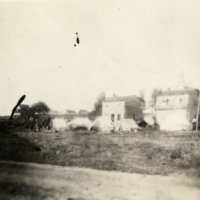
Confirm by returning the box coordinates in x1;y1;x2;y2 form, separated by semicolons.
66;110;76;114
19;104;30;109
78;110;88;113
102;95;145;103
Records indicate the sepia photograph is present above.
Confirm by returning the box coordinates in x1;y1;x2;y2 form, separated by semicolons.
0;1;200;199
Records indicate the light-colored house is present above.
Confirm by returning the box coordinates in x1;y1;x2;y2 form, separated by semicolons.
155;87;200;130
102;95;145;123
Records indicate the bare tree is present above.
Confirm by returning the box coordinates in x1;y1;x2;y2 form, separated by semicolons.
151;88;163;107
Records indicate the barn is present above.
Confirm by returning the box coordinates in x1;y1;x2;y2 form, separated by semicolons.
155;88;200;130
102;95;145;123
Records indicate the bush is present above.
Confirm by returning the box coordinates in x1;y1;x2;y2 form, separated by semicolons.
170;149;181;159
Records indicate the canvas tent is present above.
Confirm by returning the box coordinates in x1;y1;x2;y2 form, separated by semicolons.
89;116;115;132
144;115;155;126
143;109;155;126
69;118;92;130
160;113;192;131
115;119;140;132
52;118;70;132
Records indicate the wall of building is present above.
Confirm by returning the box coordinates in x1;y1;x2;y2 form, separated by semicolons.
102;101;124;122
156;109;187;127
156;94;189;110
156;90;200;124
187;90;199;122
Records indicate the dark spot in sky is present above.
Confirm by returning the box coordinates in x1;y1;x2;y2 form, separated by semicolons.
10;95;26;120
76;37;79;44
74;32;80;46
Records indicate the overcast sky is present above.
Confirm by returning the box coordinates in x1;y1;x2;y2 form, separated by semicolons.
1;0;200;115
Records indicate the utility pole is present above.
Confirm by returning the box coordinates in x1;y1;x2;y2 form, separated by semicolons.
196;89;200;131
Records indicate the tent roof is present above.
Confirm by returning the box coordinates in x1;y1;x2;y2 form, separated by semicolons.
103;95;145;103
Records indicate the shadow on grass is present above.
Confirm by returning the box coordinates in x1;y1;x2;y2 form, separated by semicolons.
0;181;55;199
0;131;41;163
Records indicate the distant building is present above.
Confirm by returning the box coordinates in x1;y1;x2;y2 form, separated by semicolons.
66;110;76;114
49;110;59;115
78;110;89;115
15;104;30;115
155;87;200;130
102;95;145;123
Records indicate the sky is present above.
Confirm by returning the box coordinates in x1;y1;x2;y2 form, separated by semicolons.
1;0;200;115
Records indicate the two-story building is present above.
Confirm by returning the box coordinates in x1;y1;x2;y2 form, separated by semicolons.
102;95;145;123
155;87;200;130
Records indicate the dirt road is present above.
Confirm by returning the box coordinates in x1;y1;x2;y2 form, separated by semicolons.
0;160;199;200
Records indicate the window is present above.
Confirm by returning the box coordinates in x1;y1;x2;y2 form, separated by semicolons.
111;114;114;122
133;114;136;120
162;98;169;106
117;114;121;121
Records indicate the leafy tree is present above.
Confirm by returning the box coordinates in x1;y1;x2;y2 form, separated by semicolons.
19;101;50;120
88;92;106;120
32;102;50;114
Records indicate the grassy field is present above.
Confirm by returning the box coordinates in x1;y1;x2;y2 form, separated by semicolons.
0;128;200;177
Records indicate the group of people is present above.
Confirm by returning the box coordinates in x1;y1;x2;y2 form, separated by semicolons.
192;118;197;131
30;116;51;132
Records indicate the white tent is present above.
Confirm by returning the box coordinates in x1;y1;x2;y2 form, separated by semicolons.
52;118;70;132
144;115;155;126
115;119;140;132
69;118;92;130
143;108;155;126
89;116;115;133
160;113;192;131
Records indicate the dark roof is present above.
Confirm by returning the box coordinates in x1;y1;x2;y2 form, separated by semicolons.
66;110;76;114
102;95;145;103
19;104;30;109
159;88;199;96
78;110;88;113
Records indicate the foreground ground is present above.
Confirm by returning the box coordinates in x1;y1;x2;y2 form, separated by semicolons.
0;129;200;176
0;160;200;200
